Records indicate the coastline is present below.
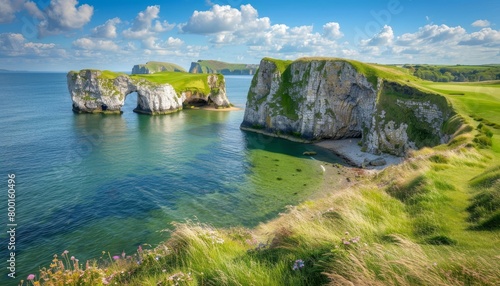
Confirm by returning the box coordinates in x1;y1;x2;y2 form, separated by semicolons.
187;106;242;112
315;138;404;170
239;126;312;143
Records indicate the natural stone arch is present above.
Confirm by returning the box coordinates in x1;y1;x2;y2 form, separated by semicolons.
68;70;230;115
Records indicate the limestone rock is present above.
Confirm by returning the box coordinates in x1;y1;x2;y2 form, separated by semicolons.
369;158;387;166
241;58;456;156
67;70;230;115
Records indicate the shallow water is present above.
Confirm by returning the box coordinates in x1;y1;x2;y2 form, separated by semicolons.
0;74;343;282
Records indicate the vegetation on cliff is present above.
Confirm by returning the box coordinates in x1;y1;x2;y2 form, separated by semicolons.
403;64;500;82
132;61;186;74
130;72;223;96
189;60;258;75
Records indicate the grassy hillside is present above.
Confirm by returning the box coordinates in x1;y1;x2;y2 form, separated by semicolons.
131;72;221;96
132;61;186;74
28;67;500;285
403;64;500;82
189;60;258;74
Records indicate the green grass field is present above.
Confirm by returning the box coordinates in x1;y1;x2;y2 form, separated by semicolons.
134;61;187;73
32;67;500;285
131;72;217;95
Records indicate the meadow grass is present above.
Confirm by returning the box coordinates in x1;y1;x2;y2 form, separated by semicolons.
131;72;220;95
26;72;500;285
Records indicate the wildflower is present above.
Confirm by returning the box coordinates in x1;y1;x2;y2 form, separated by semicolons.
155;256;160;261
292;259;305;270
138;245;143;252
121;251;126;259
63;250;69;255
71;256;75;261
345;231;349;236
27;274;35;280
112;256;120;260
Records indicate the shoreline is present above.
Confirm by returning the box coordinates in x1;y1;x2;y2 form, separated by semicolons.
315;138;404;170
187;106;242;112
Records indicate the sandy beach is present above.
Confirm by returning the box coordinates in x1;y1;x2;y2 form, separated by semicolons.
315;138;404;170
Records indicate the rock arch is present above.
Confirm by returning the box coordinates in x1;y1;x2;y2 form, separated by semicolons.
68;70;230;115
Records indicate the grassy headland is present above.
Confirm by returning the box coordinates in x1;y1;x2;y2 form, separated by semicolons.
131;72;223;96
26;69;500;285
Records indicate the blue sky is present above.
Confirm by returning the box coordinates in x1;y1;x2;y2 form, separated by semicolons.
0;0;499;71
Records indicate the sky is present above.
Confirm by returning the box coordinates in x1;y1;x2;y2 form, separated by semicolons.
0;0;499;71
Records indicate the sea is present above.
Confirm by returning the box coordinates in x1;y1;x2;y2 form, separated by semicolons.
0;73;343;283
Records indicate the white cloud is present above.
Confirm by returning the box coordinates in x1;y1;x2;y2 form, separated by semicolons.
180;4;271;34
472;19;490;27
0;33;63;57
395;24;466;46
180;4;343;58
122;6;174;39
38;0;94;37
459;28;500;46
72;37;119;51
323;22;343;40
141;36;184;50
0;0;25;23
361;25;393;46
91;17;121;38
24;1;44;20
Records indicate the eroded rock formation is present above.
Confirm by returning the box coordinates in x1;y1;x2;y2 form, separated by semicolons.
68;70;230;115
241;58;457;156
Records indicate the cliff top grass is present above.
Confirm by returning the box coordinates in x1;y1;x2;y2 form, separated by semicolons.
131;71;222;95
193;60;257;72
134;61;186;72
263;57;420;89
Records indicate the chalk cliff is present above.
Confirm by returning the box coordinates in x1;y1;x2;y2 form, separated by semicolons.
241;58;457;156
68;70;230;115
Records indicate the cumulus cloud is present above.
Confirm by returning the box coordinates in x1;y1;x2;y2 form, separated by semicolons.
91;17;121;38
122;5;174;39
72;37;119;51
141;36;184;50
0;33;63;57
180;4;343;58
472;19;490;27
38;0;94;37
181;4;271;36
395;24;466;46
361;25;393;46
0;0;25;23
323;22;343;40
459;28;500;46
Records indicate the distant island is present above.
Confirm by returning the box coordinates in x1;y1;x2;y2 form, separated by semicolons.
132;61;187;74
189;60;258;75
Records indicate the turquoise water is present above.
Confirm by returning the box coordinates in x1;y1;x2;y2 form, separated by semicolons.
0;74;343;283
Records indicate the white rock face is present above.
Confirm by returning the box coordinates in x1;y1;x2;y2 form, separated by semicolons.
67;70;230;115
241;58;456;156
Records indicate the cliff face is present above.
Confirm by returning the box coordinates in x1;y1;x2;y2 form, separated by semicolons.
241;58;457;156
68;70;230;115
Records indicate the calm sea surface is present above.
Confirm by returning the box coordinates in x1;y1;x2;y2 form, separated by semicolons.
0;73;342;283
